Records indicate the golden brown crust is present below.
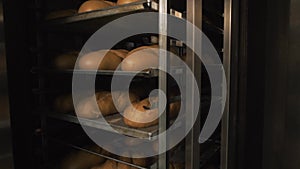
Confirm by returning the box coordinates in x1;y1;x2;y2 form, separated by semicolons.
90;159;138;169
76;91;139;118
127;45;158;56
78;1;112;13
123;96;180;128
123;97;159;128
96;91;119;116
110;49;129;59
117;0;140;5
104;1;117;6
132;156;154;168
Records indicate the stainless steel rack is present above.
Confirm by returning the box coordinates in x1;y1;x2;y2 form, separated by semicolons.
47;136;157;169
42;0;168;33
44;0;157;25
31;67;160;78
46;135;220;169
47;112;159;140
34;0;231;169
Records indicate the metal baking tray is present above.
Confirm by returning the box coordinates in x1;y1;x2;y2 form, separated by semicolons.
43;0;158;33
31;66;186;78
42;0;184;33
47;112;159;140
31;67;159;78
47;136;157;169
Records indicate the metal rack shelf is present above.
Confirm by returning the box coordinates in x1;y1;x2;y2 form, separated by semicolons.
47;112;159;140
31;65;187;79
42;0;161;33
47;136;157;169
45;94;214;140
31;67;160;78
47;135;219;169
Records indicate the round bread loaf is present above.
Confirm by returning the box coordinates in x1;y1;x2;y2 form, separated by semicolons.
78;1;113;13
103;1;117;6
121;46;159;71
113;91;140;113
96;91;119;116
54;94;74;113
61;146;105;169
117;0;139;5
132;155;154;167
76;95;102;119
79;50;123;70
90;160;117;169
91;159;136;169
54;51;78;69
111;49;129;59
91;160;181;169
46;9;77;20
76;91;139;119
118;153;133;169
90;0;117;6
123;97;180;128
127;45;158;56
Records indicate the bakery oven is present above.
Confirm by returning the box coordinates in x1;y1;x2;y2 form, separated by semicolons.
2;0;247;169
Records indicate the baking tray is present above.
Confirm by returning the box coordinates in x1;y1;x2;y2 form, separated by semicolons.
47;113;159;140
43;0;158;33
47;136;157;169
31;67;159;78
31;66;186;78
42;0;185;33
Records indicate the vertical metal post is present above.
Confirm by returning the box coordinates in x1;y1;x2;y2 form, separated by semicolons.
222;0;233;168
185;0;202;169
158;0;168;169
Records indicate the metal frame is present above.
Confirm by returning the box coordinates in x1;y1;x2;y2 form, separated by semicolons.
158;0;169;168
3;0;241;168
221;0;232;167
185;0;202;169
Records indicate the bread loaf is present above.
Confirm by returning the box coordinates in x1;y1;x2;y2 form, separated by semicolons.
54;51;78;69
79;50;123;70
61;146;105;169
121;46;159;71
110;49;129;59
88;0;117;6
117;0;139;5
123;97;180;128
78;1;113;13
91;160;182;169
90;160;117;169
132;155;154;167
113;91;140;113
118;153;133;169
54;94;74;113
76;91;139;119
91;159;137;169
103;1;117;6
127;45;158;56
